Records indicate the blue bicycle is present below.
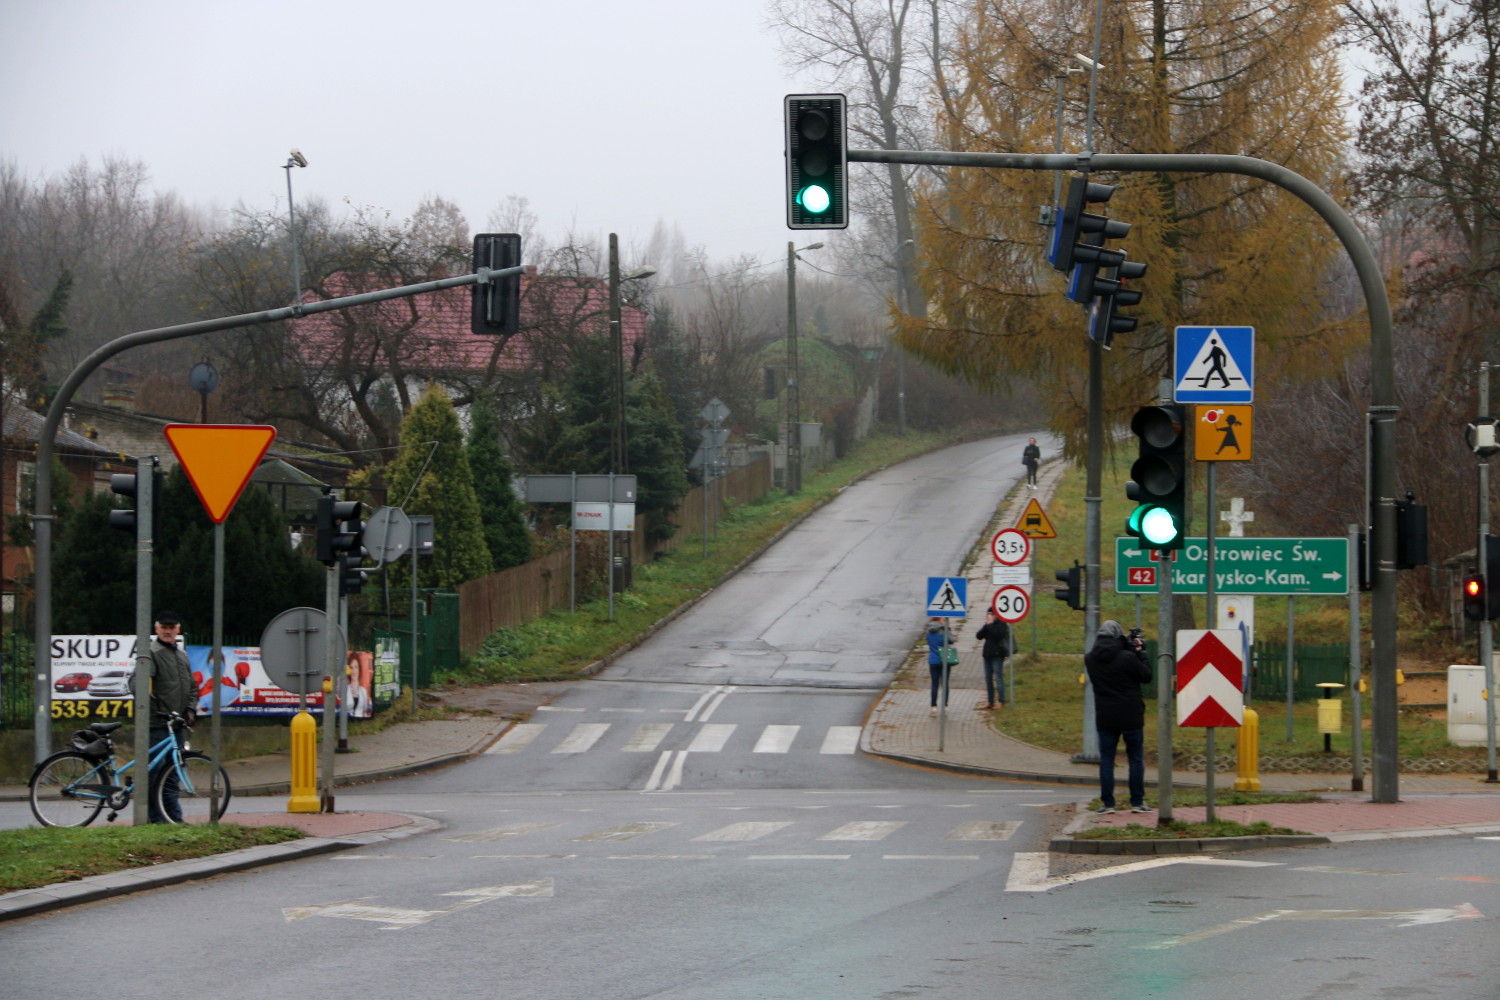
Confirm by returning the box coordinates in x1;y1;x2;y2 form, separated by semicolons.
28;713;231;828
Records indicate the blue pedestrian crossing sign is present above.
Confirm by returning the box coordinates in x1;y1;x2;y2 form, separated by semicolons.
1175;326;1253;403
926;576;967;617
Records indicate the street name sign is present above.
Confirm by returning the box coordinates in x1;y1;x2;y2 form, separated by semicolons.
1176;630;1244;727
1115;537;1348;596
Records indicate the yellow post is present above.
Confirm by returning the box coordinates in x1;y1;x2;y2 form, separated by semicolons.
287;710;319;812
1234;707;1261;791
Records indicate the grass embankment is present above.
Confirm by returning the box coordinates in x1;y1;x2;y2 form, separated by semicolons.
0;824;305;893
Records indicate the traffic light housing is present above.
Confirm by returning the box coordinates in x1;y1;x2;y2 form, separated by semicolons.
1125;404;1187;550
1088;258;1146;348
109;465;162;537
1463;571;1486;621
785;94;848;230
1393;492;1429;570
337;551;370;596
1054;562;1084;610
471;233;522;337
1050;176;1128;275
315;496;366;567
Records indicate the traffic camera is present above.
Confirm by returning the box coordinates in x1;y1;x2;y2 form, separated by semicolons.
785;94;849;230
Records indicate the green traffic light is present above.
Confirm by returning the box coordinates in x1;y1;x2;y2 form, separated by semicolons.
1138;505;1182;547
797;184;831;214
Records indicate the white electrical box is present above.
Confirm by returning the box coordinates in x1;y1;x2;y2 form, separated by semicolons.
1447;664;1489;746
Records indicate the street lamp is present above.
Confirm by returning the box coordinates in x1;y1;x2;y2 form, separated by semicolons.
283;149;308;312
786;240;824;493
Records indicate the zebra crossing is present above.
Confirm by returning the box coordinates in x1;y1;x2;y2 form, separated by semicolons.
444;816;1022;849
484;720;865;758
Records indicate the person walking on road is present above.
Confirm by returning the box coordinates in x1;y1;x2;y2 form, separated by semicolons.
926;618;954;717
1021;438;1041;489
134;609;197;823
1083;620;1152;814
975;610;1010;710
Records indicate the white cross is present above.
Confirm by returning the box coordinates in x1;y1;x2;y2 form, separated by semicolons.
1220;497;1255;537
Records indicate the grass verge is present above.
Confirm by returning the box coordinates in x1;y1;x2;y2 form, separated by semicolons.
0;823;305;893
1075;819;1305;840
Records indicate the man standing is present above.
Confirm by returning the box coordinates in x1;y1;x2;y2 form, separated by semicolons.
975;609;1010;710
1083;620;1152;814
136;610;196;823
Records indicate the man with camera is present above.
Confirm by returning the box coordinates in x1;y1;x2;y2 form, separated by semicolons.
1083;620;1153;814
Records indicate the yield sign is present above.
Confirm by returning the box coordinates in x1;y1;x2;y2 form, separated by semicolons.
1176;629;1244;727
163;424;277;523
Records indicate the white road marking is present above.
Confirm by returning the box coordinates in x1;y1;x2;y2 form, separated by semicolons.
687;723;736;752
621;723;674;752
819;726;861;754
748;855;851;861
753;725;799;753
283;879;553;930
552;723;611;753
607;854;713;860
693;822;794;842
885;855;981;860
697;686;736;722
947;821;1021;841
487;723;545;753
1005;853;1279;893
642;750;675;792
572;822;678;842
536;705;584;712
446;823;561;842
819;821;907;841
1145;903;1485;950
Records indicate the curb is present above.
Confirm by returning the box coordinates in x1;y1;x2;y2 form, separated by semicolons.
1048;833;1330;855
0;812;442;923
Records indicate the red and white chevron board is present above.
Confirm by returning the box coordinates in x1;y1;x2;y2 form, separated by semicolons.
1176;629;1245;728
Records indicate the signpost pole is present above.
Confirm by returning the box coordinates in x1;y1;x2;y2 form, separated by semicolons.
322;561;338;812
130;458;155;829
570;472;577;614
1156;555;1175;825
1348;522;1364;792
210;521;224;820
1205;463;1217;821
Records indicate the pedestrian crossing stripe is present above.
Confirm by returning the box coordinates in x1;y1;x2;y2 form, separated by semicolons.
445;819;1020;845
484;722;863;756
1174;326;1254;403
926;576;967;616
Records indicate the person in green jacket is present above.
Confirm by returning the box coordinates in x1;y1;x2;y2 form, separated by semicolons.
136;610;196;822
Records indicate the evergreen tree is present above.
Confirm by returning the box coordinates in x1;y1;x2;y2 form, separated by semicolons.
627;367;691;542
387;386;494;590
467;393;532;569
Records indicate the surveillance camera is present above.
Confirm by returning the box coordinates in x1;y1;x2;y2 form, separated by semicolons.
289;149;308;168
1073;53;1102;71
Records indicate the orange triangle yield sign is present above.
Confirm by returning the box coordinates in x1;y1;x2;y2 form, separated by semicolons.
162;424;277;523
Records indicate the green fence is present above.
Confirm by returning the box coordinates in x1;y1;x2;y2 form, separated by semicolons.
372;591;461;695
1250;642;1349;701
2;632;34;728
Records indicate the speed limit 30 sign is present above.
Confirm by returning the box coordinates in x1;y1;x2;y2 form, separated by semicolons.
991;529;1031;566
991;586;1030;622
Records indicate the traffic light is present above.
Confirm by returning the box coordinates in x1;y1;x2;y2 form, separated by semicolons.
1125;404;1187;550
1054;562;1083;610
785;94;848;230
337;551;370;596
315;495;365;567
1393;492;1429;570
109;465;161;537
471;233;522;337
1463;571;1486;621
1049;176;1128;274
1088;258;1146;348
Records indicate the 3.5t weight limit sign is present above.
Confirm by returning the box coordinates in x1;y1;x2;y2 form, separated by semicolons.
991;529;1030;566
991;586;1030;622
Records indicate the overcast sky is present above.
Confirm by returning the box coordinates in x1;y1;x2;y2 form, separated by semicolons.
1;0;823;270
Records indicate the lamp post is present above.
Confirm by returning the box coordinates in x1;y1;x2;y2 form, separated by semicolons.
283;149;308;311
786;240;823;493
606;232;656;591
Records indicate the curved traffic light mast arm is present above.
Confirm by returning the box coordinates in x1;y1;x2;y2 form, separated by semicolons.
851;147;1401;803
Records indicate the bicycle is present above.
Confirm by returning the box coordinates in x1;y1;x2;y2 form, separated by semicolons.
28;713;231;828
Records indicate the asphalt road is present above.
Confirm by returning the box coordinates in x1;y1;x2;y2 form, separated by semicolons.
5;432;1497;999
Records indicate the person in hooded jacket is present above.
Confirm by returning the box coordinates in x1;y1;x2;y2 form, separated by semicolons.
925;618;953;717
1083;620;1153;814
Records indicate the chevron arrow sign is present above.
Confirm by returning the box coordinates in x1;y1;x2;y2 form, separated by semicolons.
1176;629;1244;728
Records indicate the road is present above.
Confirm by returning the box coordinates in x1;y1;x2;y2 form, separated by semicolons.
4;432;1496;999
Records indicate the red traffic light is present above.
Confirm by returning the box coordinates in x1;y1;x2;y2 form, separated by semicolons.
1463;572;1486;621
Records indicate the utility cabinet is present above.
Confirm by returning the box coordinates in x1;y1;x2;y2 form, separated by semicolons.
1447;664;1489;746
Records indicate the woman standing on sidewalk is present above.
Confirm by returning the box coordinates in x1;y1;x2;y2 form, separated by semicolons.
975;610;1010;710
926;619;954;717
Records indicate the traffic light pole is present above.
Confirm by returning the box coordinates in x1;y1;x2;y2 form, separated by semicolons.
850;146;1401;802
1480;364;1498;782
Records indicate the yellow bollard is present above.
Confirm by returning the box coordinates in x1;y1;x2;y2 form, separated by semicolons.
287;710;320;813
1234;707;1261;791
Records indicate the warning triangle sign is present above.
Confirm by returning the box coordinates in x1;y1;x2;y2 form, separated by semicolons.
163;424;277;523
1015;498;1057;538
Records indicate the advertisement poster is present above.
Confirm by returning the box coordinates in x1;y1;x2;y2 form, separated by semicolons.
47;635;375;720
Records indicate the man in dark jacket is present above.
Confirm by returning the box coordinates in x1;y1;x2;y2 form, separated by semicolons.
136;609;197;822
975;610;1010;709
1083;620;1153;814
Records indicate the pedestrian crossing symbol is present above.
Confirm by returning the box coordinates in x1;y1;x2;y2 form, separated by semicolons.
1174;326;1253;403
926;576;967;617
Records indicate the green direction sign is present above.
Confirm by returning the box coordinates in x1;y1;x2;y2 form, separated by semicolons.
1115;537;1349;596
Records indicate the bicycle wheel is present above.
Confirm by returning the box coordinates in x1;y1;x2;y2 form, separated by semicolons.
152;750;231;823
29;752;109;828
